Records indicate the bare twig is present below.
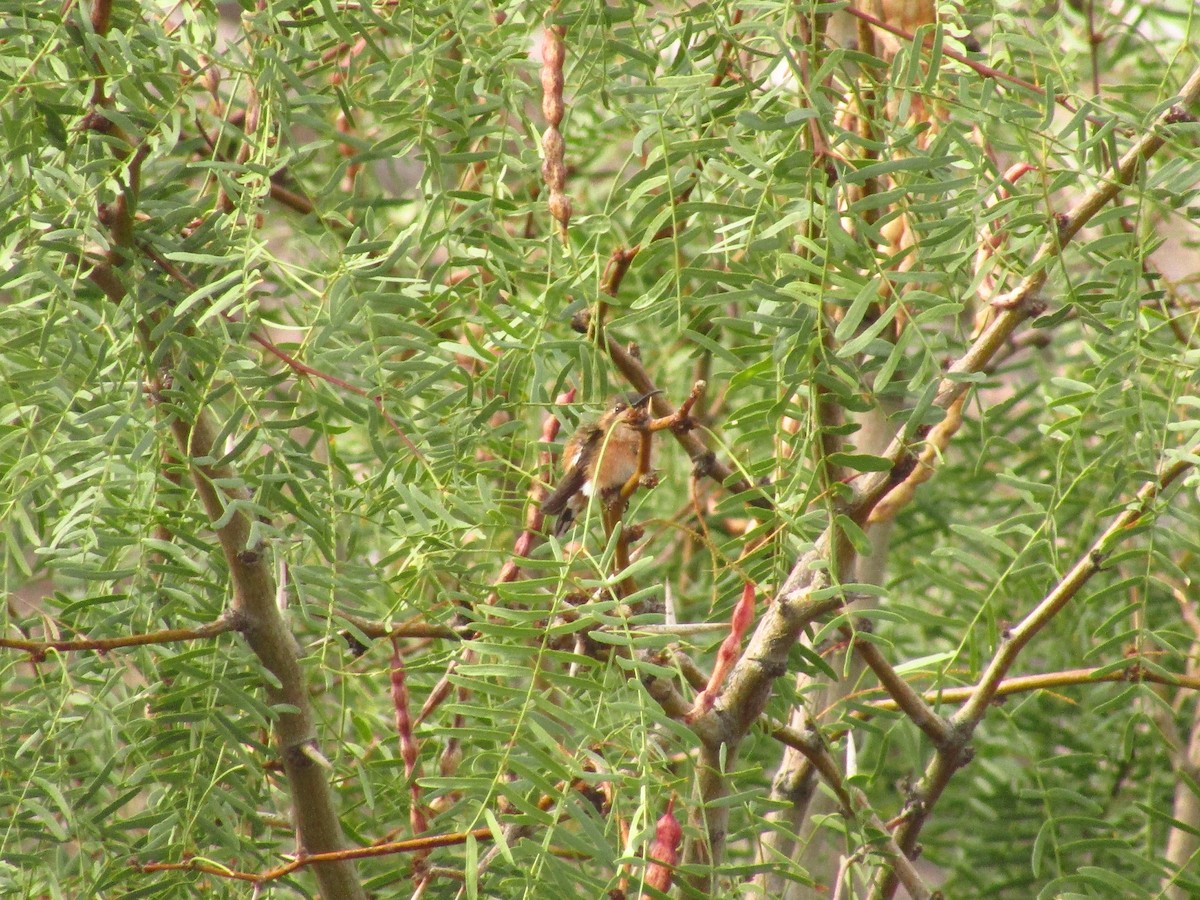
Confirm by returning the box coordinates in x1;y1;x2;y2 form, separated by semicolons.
0;616;235;657
861;663;1200;713
771;723;931;900
135;827;494;884
852;635;954;749
843;4;1124;135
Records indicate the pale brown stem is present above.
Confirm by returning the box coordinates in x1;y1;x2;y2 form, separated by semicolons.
164;407;365;898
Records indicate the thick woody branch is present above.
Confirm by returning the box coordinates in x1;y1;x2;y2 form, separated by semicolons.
852;635;955;749
79;9;364;891
162;405;365;899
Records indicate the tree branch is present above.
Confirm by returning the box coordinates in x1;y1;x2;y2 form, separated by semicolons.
0;617;235;657
159;403;366;898
688;59;1200;882
873;453;1194;899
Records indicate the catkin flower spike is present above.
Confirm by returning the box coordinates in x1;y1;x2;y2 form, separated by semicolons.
540;3;571;238
641;796;682;898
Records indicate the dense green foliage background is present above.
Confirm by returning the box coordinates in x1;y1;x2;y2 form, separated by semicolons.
3;1;1200;897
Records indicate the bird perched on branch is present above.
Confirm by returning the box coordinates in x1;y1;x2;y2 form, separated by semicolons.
542;390;660;536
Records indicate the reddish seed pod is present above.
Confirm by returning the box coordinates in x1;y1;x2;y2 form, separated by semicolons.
642;797;682;896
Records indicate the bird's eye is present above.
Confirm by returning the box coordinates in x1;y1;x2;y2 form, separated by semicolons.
614;402;627;412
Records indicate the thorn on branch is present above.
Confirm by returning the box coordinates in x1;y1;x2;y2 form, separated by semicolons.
1164;105;1198;125
287;739;331;770
340;630;370;658
900;795;926;824
1122;661;1145;682
691;451;716;480
888;451;919;488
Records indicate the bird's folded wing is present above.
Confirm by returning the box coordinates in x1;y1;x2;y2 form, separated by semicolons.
542;466;587;516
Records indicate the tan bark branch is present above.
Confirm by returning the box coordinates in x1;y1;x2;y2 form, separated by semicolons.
843;3;1123;135
861;663;1200;713
327;610;466;642
77;8;364;893
0;617;235;657
771;723;931;900
161;405;365;898
955;457;1192;726
852;635;954;749
135;826;494;884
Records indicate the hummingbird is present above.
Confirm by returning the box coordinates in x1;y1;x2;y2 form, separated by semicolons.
542;390;660;536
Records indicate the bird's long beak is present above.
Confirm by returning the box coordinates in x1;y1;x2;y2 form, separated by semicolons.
632;389;663;408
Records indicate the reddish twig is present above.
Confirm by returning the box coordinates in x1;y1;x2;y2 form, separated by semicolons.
487;387;576;598
133;827;495;884
416;389;576;727
845;5;1128;135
